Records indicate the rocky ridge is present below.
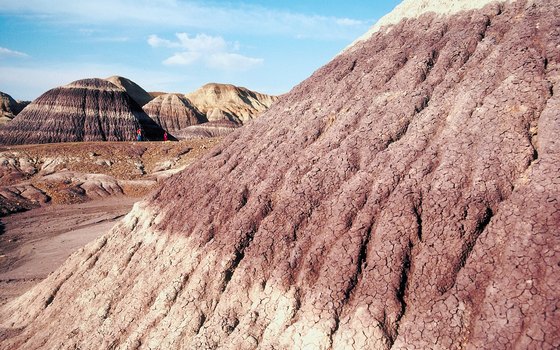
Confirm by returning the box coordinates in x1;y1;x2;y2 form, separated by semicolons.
0;0;558;349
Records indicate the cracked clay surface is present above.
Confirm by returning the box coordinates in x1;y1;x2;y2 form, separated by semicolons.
1;1;559;349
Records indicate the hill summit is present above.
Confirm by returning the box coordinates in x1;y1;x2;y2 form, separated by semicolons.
105;75;154;107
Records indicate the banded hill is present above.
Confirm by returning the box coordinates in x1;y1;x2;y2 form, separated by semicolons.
0;78;165;145
142;93;207;132
185;83;278;125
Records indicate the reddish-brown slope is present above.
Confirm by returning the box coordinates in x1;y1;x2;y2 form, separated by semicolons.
1;1;559;349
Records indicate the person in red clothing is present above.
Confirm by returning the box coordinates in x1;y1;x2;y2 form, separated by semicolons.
163;131;168;141
136;128;142;141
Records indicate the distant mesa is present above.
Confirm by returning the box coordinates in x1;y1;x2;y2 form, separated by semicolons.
0;78;166;145
185;83;278;125
104;75;154;107
0;91;29;126
143;93;208;132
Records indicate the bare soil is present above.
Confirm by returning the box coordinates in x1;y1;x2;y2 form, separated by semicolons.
0;138;219;306
0;138;220;215
0;197;137;306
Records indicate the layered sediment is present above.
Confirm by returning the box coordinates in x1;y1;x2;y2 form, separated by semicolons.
172;120;241;139
105;76;154;107
143;94;207;132
185;83;277;124
0;92;27;125
0;79;165;145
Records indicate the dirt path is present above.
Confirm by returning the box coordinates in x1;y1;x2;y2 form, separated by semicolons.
0;196;138;306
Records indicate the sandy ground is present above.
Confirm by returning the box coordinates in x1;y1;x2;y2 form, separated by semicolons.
0;196;138;306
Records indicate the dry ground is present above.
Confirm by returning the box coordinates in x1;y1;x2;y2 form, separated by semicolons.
0;197;137;306
0;138;219;305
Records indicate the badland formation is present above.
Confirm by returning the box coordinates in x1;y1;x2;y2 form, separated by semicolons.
0;91;28;126
0;77;276;145
0;0;558;349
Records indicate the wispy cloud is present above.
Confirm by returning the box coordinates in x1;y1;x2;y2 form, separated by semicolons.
0;46;29;58
149;33;263;71
77;28;129;42
93;36;130;43
0;0;370;40
149;33;227;51
336;18;366;26
207;53;263;71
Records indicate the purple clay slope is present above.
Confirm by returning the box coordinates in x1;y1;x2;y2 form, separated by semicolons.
0;0;559;349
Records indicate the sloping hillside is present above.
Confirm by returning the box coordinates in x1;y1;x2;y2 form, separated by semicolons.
1;0;558;349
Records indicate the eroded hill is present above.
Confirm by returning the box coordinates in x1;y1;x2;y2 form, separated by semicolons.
0;0;558;349
0;79;165;145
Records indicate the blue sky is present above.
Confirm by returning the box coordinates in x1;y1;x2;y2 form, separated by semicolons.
0;0;400;101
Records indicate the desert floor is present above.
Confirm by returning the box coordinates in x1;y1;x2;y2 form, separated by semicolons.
0;138;219;306
0;196;137;306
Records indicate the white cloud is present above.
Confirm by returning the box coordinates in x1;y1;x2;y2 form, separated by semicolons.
0;46;29;58
148;34;180;48
151;33;262;71
0;0;370;40
176;33;226;53
336;18;366;26
207;53;263;71
163;52;200;66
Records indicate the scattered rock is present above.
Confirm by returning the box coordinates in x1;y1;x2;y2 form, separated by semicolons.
94;159;112;167
0;139;219;216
